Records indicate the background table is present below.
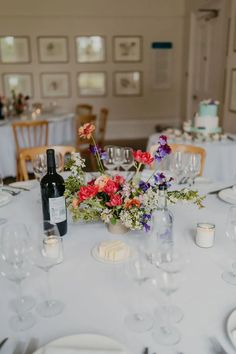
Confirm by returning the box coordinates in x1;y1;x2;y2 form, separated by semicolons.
0;182;236;354
147;133;236;183
0;113;75;178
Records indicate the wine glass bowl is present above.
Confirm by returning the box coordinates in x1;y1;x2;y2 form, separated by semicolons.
184;153;201;186
169;152;188;184
121;147;134;172
103;145;116;173
114;146;125;171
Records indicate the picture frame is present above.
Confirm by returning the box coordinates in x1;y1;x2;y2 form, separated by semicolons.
77;72;107;97
40;73;70;98
3;73;33;97
113;36;142;62
37;36;69;63
0;36;31;64
75;36;106;63
229;69;236;112
113;71;142;96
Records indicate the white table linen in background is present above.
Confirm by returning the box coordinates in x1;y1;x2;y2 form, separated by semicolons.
147;133;236;183
1;182;236;354
0;113;75;178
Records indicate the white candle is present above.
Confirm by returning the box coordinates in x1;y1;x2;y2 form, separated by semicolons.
43;236;63;263
196;223;215;248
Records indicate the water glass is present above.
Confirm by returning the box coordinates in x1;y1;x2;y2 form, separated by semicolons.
222;206;236;285
103;145;116;173
185;153;201;186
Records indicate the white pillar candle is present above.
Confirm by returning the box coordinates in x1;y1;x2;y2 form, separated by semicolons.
43;236;63;263
196;223;215;248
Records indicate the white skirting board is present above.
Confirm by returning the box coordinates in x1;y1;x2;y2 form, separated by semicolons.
106;116;180;140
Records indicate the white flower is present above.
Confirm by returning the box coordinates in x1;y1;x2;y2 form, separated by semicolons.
101;208;113;223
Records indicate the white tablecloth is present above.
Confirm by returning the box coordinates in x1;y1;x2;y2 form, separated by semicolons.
147;133;236;183
0;113;75;178
0;181;236;354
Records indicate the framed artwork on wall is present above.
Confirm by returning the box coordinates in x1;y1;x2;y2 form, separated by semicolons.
37;36;69;63
3;73;33;97
113;71;142;96
113;36;142;62
77;72;107;96
75;36;106;63
229;69;236;112
40;73;70;98
0;36;30;64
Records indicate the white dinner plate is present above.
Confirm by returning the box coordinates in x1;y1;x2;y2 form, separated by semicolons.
226;308;236;349
218;188;236;205
0;191;13;207
33;333;130;354
9;180;36;190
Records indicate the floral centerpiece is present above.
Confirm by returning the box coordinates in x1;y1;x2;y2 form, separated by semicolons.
64;123;204;232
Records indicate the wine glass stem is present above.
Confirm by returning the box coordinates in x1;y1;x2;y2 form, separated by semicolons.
45;268;52;306
15;280;26;321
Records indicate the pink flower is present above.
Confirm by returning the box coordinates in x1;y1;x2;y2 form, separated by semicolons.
103;180;119;195
72;198;79;209
132;150;154;166
106;194;123;207
113;175;125;185
78;123;95;139
94;175;110;192
78;185;99;202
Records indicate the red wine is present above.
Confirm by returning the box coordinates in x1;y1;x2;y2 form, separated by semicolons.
40;149;67;236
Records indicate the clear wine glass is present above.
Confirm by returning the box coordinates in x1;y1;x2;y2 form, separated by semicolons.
32;154;47;182
169;152;188;184
0;222;36;331
152;242;187;346
185;153;201;187
0;173;7;225
114;146;125;171
121;147;134;174
222;206;236;285
103;145;116;174
32;221;64;317
124;234;154;333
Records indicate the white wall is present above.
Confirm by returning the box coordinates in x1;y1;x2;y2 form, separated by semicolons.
223;0;236;133
0;0;186;139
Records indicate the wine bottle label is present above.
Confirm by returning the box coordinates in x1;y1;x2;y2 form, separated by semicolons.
49;196;66;223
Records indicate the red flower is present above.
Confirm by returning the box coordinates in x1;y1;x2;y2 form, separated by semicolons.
78;185;99;202
78;123;95;139
113;175;125;185
132;150;154;165
103;180;119;195
106;194;123;207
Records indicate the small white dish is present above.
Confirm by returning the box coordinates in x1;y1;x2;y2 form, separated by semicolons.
0;191;13;207
226;308;236;349
91;242;132;264
33;333;130;354
218;188;236;205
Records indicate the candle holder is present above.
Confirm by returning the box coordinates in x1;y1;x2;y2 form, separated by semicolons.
196;223;215;248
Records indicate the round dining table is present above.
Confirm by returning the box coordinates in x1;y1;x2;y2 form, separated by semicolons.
0;180;236;354
147;133;236;184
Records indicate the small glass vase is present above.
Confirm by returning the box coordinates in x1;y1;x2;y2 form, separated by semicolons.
107;220;129;235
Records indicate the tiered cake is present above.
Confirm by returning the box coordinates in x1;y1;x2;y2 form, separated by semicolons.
194;100;220;134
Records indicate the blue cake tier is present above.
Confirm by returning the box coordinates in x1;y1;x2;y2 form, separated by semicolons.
199;103;218;117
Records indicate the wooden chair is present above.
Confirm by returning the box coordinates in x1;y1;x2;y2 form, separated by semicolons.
76;104;93;116
12;120;49;180
98;108;109;148
19;145;76;181
149;144;206;176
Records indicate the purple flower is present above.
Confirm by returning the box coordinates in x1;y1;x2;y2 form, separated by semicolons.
141;221;151;232
154;172;173;189
139;180;151;192
154;142;171;162
159;135;168;146
89;145;107;160
141;213;151;232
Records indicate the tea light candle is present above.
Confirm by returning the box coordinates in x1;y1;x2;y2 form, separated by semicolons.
196;223;215;248
43;236;63;262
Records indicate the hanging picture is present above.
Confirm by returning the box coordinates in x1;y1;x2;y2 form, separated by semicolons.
3;73;33;97
229;69;236;112
38;37;68;63
114;71;142;96
113;36;142;62
41;73;70;98
77;72;106;96
0;36;30;63
75;36;106;63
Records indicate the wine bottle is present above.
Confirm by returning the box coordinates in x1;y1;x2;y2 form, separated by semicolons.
40;149;67;236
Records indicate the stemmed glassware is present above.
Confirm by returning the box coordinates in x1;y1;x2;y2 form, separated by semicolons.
152;242;187;345
0;222;36;331
114;147;125;171
124;234;154;333
0;173;7;225
103;146;116;174
32;221;64;317
185;153;201;187
222;206;236;285
121;147;134;174
169;152;188;184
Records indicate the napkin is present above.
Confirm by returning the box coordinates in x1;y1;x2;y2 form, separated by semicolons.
43;347;126;354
